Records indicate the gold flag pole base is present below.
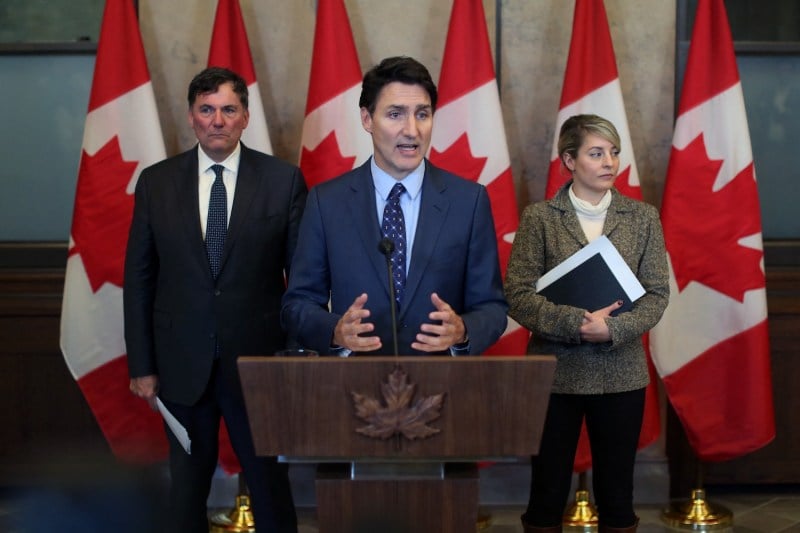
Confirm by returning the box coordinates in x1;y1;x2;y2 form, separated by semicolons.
661;488;733;530
209;493;256;532
210;474;256;533
476;508;492;530
563;489;599;530
563;472;598;529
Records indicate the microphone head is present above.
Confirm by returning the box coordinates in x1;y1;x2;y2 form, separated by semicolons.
378;237;395;255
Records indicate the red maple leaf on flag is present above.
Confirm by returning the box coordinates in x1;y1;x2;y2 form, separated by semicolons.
301;131;357;188
485;171;516;276
430;133;487;183
610;166;638;199
432;134;517;275
71;136;138;292
663;134;764;302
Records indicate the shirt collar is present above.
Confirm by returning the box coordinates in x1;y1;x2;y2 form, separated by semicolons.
198;142;242;175
370;157;425;201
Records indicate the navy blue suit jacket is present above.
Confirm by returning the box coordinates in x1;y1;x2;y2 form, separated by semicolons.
281;159;507;355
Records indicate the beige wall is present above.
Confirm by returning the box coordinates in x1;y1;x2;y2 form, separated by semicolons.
139;0;675;210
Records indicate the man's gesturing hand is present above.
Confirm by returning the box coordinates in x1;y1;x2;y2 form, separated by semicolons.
412;292;466;352
333;293;382;352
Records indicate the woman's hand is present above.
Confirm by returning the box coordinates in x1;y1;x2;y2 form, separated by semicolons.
579;300;623;343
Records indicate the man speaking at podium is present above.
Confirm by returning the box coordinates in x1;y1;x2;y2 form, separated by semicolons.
282;56;507;356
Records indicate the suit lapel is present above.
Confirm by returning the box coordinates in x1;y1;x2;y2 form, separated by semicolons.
346;162;387;298
602;189;625;238
219;146;260;275
402;163;449;315
552;185;588;247
175;148;211;277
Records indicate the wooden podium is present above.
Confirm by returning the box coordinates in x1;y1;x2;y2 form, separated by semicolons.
238;355;555;533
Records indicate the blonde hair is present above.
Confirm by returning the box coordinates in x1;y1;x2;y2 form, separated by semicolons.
557;114;621;168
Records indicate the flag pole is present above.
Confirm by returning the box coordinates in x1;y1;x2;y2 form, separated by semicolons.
562;470;598;529
661;462;732;529
209;474;255;532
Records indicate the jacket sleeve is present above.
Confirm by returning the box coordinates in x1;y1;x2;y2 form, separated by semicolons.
283;166;308;279
504;203;586;345
123;170;159;378
280;187;341;354
458;186;509;354
605;204;670;348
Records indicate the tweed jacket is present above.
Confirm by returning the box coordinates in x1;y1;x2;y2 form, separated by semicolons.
505;182;669;394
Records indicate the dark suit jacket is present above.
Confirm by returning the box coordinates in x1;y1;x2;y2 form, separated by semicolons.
281;159;507;356
124;144;307;406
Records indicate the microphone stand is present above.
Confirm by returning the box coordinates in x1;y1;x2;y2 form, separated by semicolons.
378;238;400;357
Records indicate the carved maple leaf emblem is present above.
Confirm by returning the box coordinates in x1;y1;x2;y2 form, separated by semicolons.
351;368;445;440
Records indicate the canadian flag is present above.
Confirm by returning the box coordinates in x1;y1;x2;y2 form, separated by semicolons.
546;0;660;472
60;0;167;463
430;0;528;356
208;0;269;474
650;0;775;462
546;0;640;197
299;0;372;188
208;0;272;154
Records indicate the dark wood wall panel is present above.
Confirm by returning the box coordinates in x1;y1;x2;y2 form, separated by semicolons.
0;259;106;485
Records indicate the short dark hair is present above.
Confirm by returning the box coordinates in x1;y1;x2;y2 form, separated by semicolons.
359;56;438;115
187;67;249;109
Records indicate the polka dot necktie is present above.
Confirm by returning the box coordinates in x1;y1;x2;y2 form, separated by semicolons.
206;164;227;279
381;183;407;307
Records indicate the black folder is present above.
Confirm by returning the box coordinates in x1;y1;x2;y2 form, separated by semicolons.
536;236;645;316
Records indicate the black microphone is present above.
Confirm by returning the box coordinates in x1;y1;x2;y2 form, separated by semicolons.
378;237;400;356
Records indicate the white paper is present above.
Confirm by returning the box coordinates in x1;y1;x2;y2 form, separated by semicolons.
536;235;646;302
157;397;191;454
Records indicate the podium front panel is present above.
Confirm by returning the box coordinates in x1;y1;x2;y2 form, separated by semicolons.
237;355;555;459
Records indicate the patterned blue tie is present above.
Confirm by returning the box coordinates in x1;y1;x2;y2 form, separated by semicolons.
381;183;407;307
206;164;227;279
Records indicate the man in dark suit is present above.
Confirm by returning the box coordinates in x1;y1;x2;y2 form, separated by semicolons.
124;67;306;533
282;56;507;356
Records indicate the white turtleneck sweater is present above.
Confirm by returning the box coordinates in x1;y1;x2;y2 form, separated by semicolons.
568;185;612;242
